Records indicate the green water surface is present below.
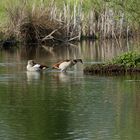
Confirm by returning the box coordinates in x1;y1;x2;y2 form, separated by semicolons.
0;40;140;140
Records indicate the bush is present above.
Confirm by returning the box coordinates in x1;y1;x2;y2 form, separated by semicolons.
110;51;140;67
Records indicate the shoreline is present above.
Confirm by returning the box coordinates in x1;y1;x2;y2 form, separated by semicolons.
84;64;140;75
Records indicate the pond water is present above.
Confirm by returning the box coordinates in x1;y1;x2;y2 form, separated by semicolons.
0;39;140;140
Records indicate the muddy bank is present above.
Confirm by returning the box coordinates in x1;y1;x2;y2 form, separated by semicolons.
0;38;18;49
84;64;140;75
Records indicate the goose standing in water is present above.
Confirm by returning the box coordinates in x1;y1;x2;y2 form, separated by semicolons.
27;60;49;71
52;59;83;72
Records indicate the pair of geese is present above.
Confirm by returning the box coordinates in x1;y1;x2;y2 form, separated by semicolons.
27;59;83;72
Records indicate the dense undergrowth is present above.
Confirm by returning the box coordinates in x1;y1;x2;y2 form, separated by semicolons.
109;52;140;67
0;0;140;44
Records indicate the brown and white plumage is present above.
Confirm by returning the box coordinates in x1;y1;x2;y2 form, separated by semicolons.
27;60;49;71
52;59;83;72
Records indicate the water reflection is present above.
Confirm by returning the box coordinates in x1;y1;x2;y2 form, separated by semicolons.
52;72;71;83
26;71;41;83
0;39;140;140
17;39;140;65
1;39;139;68
0;74;140;140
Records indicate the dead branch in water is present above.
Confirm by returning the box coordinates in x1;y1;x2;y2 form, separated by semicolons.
42;29;58;41
68;36;79;42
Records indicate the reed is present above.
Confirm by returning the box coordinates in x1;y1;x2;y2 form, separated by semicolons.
2;0;140;43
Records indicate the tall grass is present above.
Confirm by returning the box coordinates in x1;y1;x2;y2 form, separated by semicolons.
1;0;140;43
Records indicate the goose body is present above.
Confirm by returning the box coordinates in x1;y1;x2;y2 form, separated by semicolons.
27;60;48;72
52;59;83;72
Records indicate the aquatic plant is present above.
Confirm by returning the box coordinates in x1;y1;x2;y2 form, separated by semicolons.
110;51;140;67
84;51;140;75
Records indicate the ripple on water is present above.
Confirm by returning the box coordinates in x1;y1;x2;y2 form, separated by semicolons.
125;80;140;82
0;62;18;67
0;74;15;83
0;73;25;84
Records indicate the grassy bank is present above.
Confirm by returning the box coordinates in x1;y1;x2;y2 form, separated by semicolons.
84;52;140;75
0;0;140;44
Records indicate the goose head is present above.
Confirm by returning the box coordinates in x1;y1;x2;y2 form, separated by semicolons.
72;59;83;64
27;60;35;66
77;59;83;64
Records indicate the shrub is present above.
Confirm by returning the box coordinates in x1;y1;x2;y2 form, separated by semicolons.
110;51;140;67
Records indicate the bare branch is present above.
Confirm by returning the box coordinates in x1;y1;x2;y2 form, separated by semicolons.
42;29;58;41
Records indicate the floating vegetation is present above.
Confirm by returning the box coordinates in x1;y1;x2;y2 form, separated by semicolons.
84;52;140;75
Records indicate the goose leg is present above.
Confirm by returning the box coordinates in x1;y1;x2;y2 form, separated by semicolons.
61;69;67;72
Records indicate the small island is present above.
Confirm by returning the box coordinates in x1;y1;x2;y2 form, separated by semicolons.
84;51;140;75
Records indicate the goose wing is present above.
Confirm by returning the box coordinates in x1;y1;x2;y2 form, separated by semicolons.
33;64;41;71
33;64;48;70
52;60;70;69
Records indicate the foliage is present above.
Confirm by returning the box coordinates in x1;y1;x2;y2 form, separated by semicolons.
84;51;140;75
0;0;140;41
0;0;140;24
110;51;140;67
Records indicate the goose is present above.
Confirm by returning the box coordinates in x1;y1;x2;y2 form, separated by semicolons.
27;60;49;72
52;59;83;72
